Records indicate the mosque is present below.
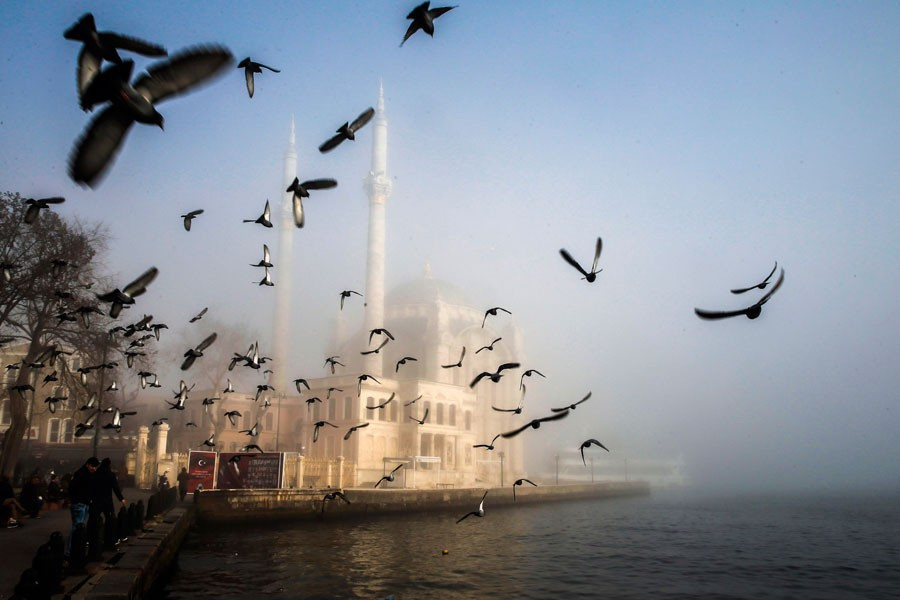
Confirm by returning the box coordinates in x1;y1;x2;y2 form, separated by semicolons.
168;86;528;489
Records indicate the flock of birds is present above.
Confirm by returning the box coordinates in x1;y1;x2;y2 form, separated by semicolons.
8;3;787;526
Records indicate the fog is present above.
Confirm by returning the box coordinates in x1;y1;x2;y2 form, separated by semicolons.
1;1;898;494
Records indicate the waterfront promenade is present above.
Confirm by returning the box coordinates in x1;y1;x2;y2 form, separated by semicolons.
0;487;158;600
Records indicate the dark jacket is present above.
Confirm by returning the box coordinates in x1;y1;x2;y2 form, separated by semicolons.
69;466;94;505
90;465;124;512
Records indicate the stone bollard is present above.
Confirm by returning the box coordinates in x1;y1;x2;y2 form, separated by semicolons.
135;500;145;529
13;567;42;599
87;513;104;561
126;503;137;537
117;506;129;542
145;493;157;521
31;533;65;596
69;523;88;571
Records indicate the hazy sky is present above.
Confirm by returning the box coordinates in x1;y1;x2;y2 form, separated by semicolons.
1;1;898;492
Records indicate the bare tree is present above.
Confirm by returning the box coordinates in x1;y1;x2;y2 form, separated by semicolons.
0;191;111;477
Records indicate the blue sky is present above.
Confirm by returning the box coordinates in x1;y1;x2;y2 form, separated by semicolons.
1;1;898;491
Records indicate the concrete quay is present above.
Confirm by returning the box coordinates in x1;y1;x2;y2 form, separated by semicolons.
195;480;650;523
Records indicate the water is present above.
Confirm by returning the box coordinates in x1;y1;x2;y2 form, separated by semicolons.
159;489;900;599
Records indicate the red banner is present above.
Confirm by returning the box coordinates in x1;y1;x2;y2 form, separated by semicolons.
187;451;217;493
216;452;283;489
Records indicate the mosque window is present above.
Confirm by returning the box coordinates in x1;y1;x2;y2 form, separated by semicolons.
265;413;274;431
328;399;336;420
47;418;60;443
436;403;444;425
449;405;456;427
344;396;354;420
313;404;321;422
61;419;73;443
465;410;472;431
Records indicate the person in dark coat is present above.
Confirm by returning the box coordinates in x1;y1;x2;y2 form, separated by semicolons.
19;473;45;518
46;473;63;508
90;458;126;526
67;457;99;556
1;473;26;527
177;467;189;501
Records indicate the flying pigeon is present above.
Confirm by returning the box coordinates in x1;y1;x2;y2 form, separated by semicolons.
375;464;403;488
96;267;158;318
401;2;457;47
559;237;603;282
551;391;592;413
731;262;779;294
501;410;570;438
512;478;537;501
339;290;362;310
286;177;337;228
318;107;375;153
482;307;511;328
695;268;786;320
343;422;370;440
68;45;233;187
181;209;203;231
23;197;65;225
237;57;279;98
441;346;465;369
456;490;488;524
581;439;610;465
470;363;520;388
243;199;273;227
180;332;217;370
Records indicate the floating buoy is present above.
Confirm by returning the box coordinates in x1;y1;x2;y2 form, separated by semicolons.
442;549;449;555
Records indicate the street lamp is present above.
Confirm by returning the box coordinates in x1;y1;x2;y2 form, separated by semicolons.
555;454;559;485
499;451;505;487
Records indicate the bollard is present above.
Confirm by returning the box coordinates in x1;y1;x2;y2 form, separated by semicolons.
32;534;65;596
135;500;145;529
145;493;157;521
117;506;129;542
126;503;137;537
13;567;42;600
69;523;87;571
86;513;103;561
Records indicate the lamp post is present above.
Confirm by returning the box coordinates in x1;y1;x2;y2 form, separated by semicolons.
591;457;594;483
499;451;505;487
555;453;559;485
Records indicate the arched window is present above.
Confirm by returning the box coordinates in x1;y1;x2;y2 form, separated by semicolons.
449;405;456;427
47;418;60;443
390;400;398;422
436;403;444;425
465;410;472;431
61;419;73;443
328;398;336;420
344;396;354;420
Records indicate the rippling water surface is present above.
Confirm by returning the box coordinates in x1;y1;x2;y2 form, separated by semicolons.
159;489;900;599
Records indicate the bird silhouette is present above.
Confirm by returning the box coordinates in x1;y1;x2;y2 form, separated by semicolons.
319;107;375;153
403;394;423;407
286;176;338;228
294;378;310;393
240;444;263;453
473;434;501;450
180;332;217;370
520;368;546;389
401;2;457;47
560;237;603;282
339;290;362;310
237;57;279;98
305;397;322;411
512;478;537;501
456;490;488;523
409;407;430;425
326;387;343;400
23;197;65;225
224;410;241;427
189;307;208;323
256;266;274;287
69;46;233;187
313;420;338;442
239;422;259;437
368;328;395;344
731;262;778;294
395;356;418;372
366;392;395;410
181;209;203;231
441;346;465;368
580;438;610;465
358;374;382;396
250;244;273;268
243;199;273;227
361;337;390;356
199;434;215;448
343;422;370;440
501;410;570;438
475;337;502;354
324;356;344;374
64;12;167;107
695;268;785;320
470;363;520;388
321;490;351;515
482;307;511;328
375;464;404;488
551;391;591;413
96;266;158;318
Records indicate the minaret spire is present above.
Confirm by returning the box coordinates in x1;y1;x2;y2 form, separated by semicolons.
271;117;297;394
363;83;392;376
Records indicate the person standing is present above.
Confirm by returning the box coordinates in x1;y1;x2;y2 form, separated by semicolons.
67;457;99;557
90;458;126;529
177;467;189;501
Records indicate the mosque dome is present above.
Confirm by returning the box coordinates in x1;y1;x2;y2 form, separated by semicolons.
386;264;473;308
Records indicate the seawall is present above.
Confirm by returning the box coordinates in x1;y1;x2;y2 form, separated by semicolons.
195;480;650;523
67;505;194;600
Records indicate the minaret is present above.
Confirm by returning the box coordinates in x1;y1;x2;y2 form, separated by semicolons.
271;116;297;393
362;83;392;377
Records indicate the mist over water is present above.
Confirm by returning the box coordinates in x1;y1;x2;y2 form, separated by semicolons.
161;490;900;599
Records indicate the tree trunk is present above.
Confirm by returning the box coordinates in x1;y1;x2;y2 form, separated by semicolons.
0;336;43;478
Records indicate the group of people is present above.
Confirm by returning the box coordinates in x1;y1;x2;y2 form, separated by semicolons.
1;470;66;528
